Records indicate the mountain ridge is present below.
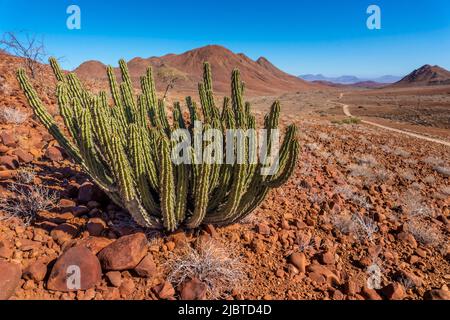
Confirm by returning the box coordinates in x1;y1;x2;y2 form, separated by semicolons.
74;45;319;95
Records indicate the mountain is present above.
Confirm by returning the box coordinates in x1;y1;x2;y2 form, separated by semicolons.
312;80;387;89
74;45;319;96
299;74;402;85
391;64;450;87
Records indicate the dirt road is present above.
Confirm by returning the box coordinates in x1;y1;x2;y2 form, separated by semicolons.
335;94;450;147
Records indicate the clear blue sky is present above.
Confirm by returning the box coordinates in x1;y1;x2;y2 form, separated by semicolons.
1;0;450;77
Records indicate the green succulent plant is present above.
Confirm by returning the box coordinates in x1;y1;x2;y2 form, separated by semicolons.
17;58;299;231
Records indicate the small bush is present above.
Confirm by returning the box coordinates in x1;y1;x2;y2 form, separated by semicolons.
331;117;361;125
0;179;58;225
393;148;410;158
407;220;442;247
165;239;247;299
0;107;27;124
332;213;378;242
434;166;450;177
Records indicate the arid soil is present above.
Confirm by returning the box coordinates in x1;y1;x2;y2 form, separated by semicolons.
337;86;450;140
0;52;449;300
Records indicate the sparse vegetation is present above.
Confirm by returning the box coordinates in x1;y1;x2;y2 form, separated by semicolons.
0;106;27;124
0;176;59;225
331;213;378;242
331;117;361;125
393;148;411;158
165;239;247;299
433;165;450;177
407;220;442;248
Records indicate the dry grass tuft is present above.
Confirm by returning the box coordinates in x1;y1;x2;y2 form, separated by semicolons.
0;173;58;225
165;239;247;299
0;107;27;124
407;220;443;248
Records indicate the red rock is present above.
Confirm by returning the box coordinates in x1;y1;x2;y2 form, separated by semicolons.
134;254;157;278
98;233;148;271
424;289;450;300
382;283;405;300
397;232;418;248
180;278;208;300
13;149;33;163
0;155;18;169
154;281;175;299
361;286;382;300
50;223;79;245
77;182;95;203
0;170;16;180
74;236;113;255
47;246;102;292
45;146;64;161
344;279;360;296
58;199;76;211
72;205;89;217
307;264;340;286
0;132;17;147
105;271;122;287
256;223;271;236
320;251;335;265
87;217;107;236
103;287;120;300
0;260;22;300
204;224;217;238
119;278;135;297
18;239;41;251
166;241;175;251
289;252;307;273
332;289;344;300
0;239;13;259
23;260;48;282
170;231;188;248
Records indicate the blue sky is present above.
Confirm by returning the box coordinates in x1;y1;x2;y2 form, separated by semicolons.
1;0;450;77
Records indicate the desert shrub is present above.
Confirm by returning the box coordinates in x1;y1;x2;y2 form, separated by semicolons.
17;58;299;231
401;191;434;218
393;148;410;158
422;156;443;167
407;220;442;248
0;106;27;124
344;117;361;124
441;185;450;196
434;166;450;177
332;213;378;242
334;185;372;210
357;154;378;167
318;132;331;142
0;178;59;225
165;239;247;299
17;167;36;184
398;168;416;182
422;175;436;185
332;117;361;125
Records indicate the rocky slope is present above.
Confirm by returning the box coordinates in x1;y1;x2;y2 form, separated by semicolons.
392;65;450;87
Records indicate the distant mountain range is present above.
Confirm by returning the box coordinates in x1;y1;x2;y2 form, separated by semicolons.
299;74;402;84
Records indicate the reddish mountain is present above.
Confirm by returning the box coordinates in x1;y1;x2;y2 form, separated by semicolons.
74;45;319;95
392;64;450;87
